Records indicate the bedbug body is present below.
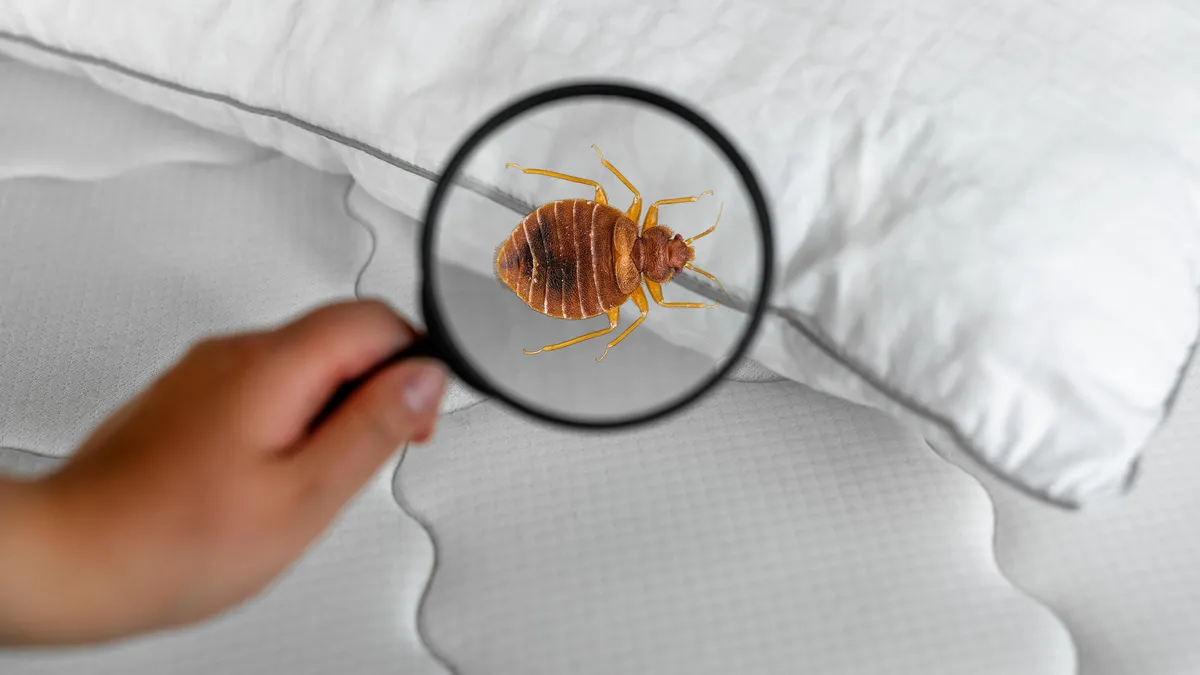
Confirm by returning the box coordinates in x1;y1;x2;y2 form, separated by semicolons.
494;145;728;361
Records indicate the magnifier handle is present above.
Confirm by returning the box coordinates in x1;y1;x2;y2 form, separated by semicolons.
308;333;439;431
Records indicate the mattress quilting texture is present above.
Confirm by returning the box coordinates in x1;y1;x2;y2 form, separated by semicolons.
1;53;1200;675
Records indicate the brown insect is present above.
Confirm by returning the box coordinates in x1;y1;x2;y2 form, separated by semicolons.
494;144;728;362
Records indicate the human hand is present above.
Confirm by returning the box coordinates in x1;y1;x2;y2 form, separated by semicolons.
0;299;446;646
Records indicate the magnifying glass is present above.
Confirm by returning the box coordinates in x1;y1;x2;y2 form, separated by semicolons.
313;82;773;430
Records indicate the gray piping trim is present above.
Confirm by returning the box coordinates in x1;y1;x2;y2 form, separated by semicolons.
0;445;61;461
342;179;378;302
391;447;461;675
0;446;65;480
340;175;471;674
0;29;535;217
1163;314;1200;420
3;28;1195;510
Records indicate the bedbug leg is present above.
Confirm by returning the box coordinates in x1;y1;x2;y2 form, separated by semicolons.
505;163;608;205
646;278;720;309
595;286;650;362
523;307;621;356
642;190;713;234
591;144;642;222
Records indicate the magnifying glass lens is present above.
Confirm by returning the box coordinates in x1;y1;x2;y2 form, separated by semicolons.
426;91;769;426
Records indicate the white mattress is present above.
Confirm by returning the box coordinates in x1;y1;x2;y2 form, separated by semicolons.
1;53;1199;675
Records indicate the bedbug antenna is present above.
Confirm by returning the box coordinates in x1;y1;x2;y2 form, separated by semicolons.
684;262;730;301
686;200;723;245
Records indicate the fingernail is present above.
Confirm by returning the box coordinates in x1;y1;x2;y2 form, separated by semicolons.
401;362;446;415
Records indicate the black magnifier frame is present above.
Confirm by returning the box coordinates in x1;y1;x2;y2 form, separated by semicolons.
312;81;774;432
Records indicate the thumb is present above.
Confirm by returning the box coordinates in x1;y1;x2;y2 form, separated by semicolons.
291;358;446;505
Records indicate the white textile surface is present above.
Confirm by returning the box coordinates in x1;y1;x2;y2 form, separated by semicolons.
2;1;1198;505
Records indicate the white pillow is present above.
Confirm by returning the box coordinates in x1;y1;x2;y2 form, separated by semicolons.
2;1;1198;507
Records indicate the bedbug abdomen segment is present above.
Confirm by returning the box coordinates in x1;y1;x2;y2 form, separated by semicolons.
495;199;632;319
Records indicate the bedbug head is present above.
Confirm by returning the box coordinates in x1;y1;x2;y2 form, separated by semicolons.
643;201;722;276
666;233;693;275
637;226;680;283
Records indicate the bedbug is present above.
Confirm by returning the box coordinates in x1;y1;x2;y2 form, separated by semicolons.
494;145;728;362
